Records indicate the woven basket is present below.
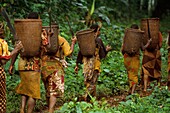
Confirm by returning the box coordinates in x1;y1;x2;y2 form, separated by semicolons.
14;19;42;57
76;29;95;56
123;28;144;54
140;18;159;50
42;25;59;55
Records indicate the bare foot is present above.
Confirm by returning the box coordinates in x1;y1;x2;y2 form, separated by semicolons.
20;109;24;113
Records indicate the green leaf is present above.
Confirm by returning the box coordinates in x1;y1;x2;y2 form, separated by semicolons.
90;0;95;15
76;105;82;113
103;69;110;73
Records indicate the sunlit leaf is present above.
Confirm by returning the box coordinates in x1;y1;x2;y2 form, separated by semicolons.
90;0;95;15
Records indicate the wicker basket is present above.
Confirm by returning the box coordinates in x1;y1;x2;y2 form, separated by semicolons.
42;25;59;55
123;28;144;54
14;19;42;57
140;18;159;50
76;29;96;56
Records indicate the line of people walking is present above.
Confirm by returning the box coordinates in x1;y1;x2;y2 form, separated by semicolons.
121;18;166;95
0;11;170;113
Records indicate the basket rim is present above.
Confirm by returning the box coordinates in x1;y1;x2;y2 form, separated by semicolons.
42;25;59;29
126;28;144;33
141;18;159;21
14;19;42;22
76;29;94;35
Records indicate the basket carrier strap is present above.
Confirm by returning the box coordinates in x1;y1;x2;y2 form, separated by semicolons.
147;19;151;39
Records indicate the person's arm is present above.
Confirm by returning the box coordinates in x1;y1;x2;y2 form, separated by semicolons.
106;45;112;52
74;62;79;74
0;40;22;65
121;44;125;55
60;36;76;57
96;38;108;59
69;36;77;55
74;51;83;74
141;38;152;51
121;31;127;55
8;41;22;74
8;53;19;74
10;41;23;56
158;32;163;49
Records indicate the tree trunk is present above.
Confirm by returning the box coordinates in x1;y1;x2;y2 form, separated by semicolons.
148;0;157;17
140;0;144;10
148;0;152;16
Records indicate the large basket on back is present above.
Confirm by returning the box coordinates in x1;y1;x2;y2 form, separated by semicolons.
76;29;96;56
42;24;59;55
140;18;159;51
123;28;144;55
14;19;42;57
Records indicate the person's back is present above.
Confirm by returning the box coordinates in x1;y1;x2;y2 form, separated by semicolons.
75;23;111;101
41;25;77;113
0;22;22;113
141;32;162;92
9;12;41;113
121;24;141;94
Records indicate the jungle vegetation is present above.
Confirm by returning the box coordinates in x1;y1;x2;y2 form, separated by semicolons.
0;0;170;112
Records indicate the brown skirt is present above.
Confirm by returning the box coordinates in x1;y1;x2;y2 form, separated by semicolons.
141;49;161;79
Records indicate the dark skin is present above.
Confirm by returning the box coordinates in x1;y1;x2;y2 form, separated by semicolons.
40;28;77;113
74;24;112;102
47;36;76;113
74;27;112;74
143;32;162;92
121;27;152;94
8;13;40;113
0;22;23;65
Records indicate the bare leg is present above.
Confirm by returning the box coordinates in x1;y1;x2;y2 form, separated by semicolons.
46;97;50;108
48;95;57;113
168;82;170;88
92;70;99;97
144;74;148;92
27;97;36;113
131;84;136;94
20;95;27;113
157;77;161;86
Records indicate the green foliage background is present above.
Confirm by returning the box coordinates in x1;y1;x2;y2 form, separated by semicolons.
0;0;170;112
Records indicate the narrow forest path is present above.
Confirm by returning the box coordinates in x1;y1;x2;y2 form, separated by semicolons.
35;81;167;113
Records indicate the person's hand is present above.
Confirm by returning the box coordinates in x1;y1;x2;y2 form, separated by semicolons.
74;65;78;74
8;65;14;75
60;59;68;68
15;41;23;52
106;45;112;52
148;38;152;43
71;36;77;44
48;29;54;37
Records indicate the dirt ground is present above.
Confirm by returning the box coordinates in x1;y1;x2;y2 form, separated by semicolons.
105;81;167;107
36;81;168;113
